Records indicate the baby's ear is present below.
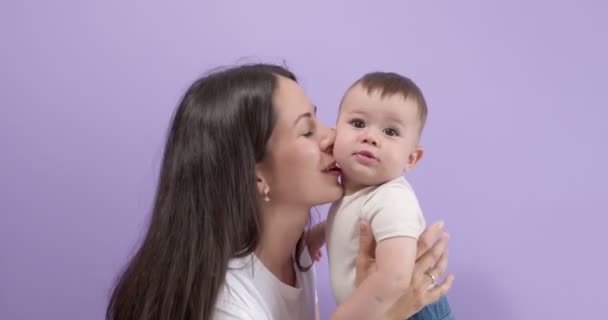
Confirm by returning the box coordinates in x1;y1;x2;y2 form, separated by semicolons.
404;145;424;172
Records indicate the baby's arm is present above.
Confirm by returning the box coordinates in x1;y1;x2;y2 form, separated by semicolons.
332;236;417;320
306;221;326;261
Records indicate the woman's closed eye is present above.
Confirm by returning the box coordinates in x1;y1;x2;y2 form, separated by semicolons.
301;122;316;137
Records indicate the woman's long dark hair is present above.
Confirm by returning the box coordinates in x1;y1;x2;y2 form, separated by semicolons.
106;64;301;320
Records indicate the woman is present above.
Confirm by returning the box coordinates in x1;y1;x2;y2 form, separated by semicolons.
107;64;454;320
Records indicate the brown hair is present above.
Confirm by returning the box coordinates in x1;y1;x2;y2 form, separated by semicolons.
344;72;428;130
106;64;306;320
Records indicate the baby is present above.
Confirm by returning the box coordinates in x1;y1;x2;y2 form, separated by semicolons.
309;71;429;320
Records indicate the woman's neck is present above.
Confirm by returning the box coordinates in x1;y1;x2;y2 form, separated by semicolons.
255;203;310;287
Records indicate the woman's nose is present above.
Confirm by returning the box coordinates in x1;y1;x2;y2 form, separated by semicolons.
320;124;336;153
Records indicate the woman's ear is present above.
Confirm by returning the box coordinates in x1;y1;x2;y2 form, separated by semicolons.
255;164;270;201
404;145;424;172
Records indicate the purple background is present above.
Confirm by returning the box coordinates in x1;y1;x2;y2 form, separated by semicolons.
1;1;607;319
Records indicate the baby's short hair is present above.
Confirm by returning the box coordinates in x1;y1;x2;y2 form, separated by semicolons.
346;72;428;130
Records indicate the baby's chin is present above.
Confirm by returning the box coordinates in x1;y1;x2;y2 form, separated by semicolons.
340;167;389;189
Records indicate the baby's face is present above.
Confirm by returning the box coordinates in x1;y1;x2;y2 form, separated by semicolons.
334;84;423;189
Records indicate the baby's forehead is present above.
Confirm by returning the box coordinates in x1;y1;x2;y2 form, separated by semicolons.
381;105;422;125
341;90;421;119
344;84;415;104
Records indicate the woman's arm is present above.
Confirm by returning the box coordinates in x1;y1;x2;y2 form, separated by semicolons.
352;220;454;320
331;236;417;320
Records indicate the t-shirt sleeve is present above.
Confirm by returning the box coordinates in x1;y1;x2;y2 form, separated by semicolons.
361;183;426;242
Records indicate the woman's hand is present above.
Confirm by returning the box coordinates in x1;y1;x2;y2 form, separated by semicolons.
355;220;454;320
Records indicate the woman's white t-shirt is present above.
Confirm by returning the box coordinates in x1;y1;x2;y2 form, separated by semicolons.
213;249;317;320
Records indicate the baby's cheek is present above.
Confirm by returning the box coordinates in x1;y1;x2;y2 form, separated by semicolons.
333;138;349;160
385;154;405;173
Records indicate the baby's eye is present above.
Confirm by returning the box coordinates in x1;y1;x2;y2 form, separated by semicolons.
384;128;399;137
302;131;314;137
349;119;365;128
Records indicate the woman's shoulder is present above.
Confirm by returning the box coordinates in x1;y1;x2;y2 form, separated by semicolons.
214;256;270;320
215;253;317;320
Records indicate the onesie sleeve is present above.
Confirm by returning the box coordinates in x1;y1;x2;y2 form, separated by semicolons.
361;183;426;242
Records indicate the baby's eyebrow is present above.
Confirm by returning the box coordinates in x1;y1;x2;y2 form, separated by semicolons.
387;116;406;126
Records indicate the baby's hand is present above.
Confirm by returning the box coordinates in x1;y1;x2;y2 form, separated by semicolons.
310;247;323;262
305;222;326;263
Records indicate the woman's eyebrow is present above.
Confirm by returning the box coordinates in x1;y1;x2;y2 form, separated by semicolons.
293;105;317;126
293;112;313;126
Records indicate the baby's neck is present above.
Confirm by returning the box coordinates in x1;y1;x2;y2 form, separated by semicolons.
342;175;402;196
342;178;371;196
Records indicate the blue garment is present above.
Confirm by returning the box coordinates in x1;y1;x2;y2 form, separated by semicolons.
409;296;454;320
